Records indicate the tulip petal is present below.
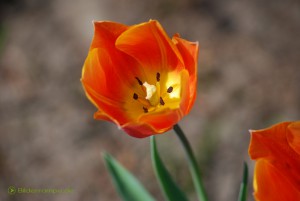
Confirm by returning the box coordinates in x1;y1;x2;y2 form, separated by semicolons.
85;22;144;97
287;121;300;155
248;122;291;160
173;37;199;113
179;69;192;114
83;83;130;125
91;21;128;50
82;48;126;101
82;47;144;124
82;48;136;124
139;109;182;134
122;122;159;138
172;36;198;79
116;20;184;84
122;109;182;138
249;122;300;198
254;159;300;201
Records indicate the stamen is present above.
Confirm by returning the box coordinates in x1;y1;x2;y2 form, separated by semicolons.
137;97;151;107
143;107;148;113
135;77;143;85
167;86;173;93
156;72;160;82
133;93;138;100
160;97;165;105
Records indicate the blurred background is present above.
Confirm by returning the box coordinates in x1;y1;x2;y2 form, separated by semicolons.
0;0;299;200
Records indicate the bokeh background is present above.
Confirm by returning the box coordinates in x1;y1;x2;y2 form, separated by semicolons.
0;0;299;200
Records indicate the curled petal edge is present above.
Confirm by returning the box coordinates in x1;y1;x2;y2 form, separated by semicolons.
287;121;300;155
122;108;183;138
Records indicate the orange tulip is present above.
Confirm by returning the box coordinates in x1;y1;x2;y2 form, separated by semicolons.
248;121;300;201
81;20;199;138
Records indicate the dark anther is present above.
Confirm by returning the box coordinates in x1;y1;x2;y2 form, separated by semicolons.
133;93;138;100
143;107;148;113
167;86;173;93
156;72;160;82
160;97;165;105
135;77;143;85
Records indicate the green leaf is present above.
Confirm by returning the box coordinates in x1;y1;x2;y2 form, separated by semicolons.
103;153;155;201
238;162;248;201
0;24;6;53
151;136;189;201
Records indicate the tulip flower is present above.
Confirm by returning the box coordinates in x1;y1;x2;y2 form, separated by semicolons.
81;20;199;138
248;121;300;201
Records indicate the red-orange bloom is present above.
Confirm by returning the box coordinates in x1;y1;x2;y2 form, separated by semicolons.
248;121;300;201
81;20;199;138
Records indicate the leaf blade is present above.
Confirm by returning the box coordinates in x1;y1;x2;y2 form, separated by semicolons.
103;153;155;201
238;162;248;201
151;136;189;201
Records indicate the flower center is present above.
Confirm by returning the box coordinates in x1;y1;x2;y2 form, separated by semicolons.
143;82;159;106
132;72;178;113
143;82;156;100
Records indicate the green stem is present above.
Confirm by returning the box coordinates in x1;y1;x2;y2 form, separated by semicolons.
173;124;208;201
